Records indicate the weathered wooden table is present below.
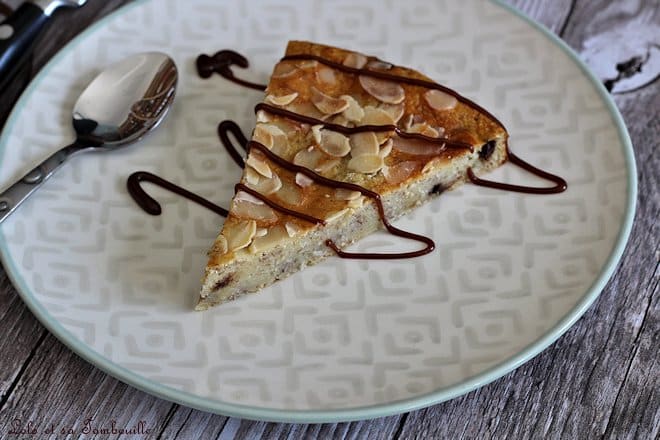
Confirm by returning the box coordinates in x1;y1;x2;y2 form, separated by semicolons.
0;0;657;438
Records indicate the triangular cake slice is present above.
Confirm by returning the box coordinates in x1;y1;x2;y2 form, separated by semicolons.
197;41;508;310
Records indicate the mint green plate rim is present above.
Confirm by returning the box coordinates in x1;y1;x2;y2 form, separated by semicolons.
0;0;637;423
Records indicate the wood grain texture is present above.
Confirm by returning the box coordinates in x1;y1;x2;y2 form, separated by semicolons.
0;0;657;439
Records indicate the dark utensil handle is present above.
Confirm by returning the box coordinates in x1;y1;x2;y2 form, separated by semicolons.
0;3;49;91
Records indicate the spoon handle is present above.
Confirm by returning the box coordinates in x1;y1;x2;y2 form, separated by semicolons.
0;141;84;224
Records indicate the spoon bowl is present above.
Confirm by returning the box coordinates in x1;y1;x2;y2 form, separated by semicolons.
0;52;178;222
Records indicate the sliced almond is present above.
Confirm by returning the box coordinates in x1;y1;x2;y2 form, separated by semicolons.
392;136;444;156
295;172;314;187
255;227;268;238
350;132;379;157
361;106;396;126
348;154;384;174
382;161;419;185
335;188;361;200
284;222;301;237
316;65;336;85
341;95;365;122
255;123;289;154
286;101;326;120
265;92;299;106
343;52;367;69
246;154;272;178
379;103;405;123
293;146;323;170
244;166;261;185
223;220;257;252
319;130;351;157
311;124;323;144
256;110;271;123
367;60;393;70
359;76;405;104
276;180;303;205
211;234;228;255
408;122;440;138
298;60;318;69
379;138;393;158
234;190;264;205
272;62;298;79
325;208;350;223
249;225;289;253
403;114;414;130
231;200;278;223
315;158;341;174
311;87;350;115
246;171;282;195
424;89;458;111
253;124;274;149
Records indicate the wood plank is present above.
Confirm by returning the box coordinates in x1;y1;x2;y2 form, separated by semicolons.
0;334;174;439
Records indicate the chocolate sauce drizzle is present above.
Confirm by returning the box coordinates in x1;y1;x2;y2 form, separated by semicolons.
254;103;473;152
128;49;568;261
196;50;267;91
241;139;435;259
127;171;229;217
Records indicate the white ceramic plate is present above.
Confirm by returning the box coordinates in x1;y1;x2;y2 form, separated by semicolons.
0;0;635;423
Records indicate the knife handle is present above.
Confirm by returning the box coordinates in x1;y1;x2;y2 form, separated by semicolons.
0;3;50;92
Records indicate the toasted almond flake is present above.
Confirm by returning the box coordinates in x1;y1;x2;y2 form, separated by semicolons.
393;136;444;155
379;138;393;158
211;235;228;255
347;196;365;209
379;103;405;123
315;158;341;173
316;65;336;85
424;89;458;111
328;114;349;127
350;132;379;157
223;220;257;252
246;154;272;178
408;122;440;138
284;222;301;237
343;52;368;69
325;208;350;222
253;124;274;149
286;101;326;120
311;87;350;115
246;171;282;195
249;225;289;253
231;199;278;222
298;60;318;69
276;180;303;205
234;190;264;205
359;76;405;104
295;172;314;187
335;188;361;200
341;95;365;122
293;146;323;170
319;130;351;157
256;123;289;154
255;227;268;238
256;110;271;123
272;62;298;78
347;154;384;174
367;59;393;70
382;161;419;184
361;106;396;126
311;124;323;144
265;92;299;106
244;167;261;185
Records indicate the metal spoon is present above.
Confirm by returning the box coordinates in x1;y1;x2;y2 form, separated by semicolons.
0;52;178;223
